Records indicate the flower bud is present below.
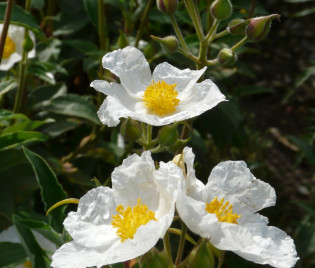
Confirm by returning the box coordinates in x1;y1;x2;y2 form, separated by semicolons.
23;34;34;52
157;0;178;16
120;117;141;142
227;19;249;35
246;14;280;42
151;35;178;53
117;32;129;48
217;48;237;66
210;0;232;21
158;124;178;147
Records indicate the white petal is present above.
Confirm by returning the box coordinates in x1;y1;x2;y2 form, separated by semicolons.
179;79;226;115
51;241;119;268
152;62;206;95
112;151;160;210
182;147;205;200
102;46;151;95
64;187;119;248
176;193;218;239
203;161;276;213
210;223;299;268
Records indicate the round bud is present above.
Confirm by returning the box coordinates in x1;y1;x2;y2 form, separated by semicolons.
217;48;237;66
23;34;34;52
120;118;141;142
157;0;178;16
210;0;232;21
227;19;249;35
246;14;280;42
151;35;178;53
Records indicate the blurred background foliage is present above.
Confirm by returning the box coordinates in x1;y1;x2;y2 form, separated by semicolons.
0;0;314;267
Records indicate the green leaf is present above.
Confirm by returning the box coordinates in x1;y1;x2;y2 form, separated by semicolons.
63;39;99;53
0;131;48;151
234;86;275;97
27;64;56;84
0;3;44;38
189;241;215;268
2;119;53;134
83;0;98;28
12;214;50;268
0;242;27;267
288;136;315;165
43;94;100;125
0;80;17;96
23;147;67;232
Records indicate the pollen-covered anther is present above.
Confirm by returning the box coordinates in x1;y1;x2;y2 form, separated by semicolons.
111;198;157;242
3;36;16;59
205;197;241;224
143;80;179;116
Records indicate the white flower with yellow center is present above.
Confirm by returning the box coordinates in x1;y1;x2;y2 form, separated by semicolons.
0;24;36;71
51;151;183;268
91;46;226;127
175;147;299;268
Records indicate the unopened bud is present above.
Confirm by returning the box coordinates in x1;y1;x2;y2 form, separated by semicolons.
151;35;178;53
227;19;249;35
217;48;237;66
210;0;232;21
120;118;141;142
157;0;178;16
246;14;280;42
117;32;129;48
158;124;178;147
23;34;34;52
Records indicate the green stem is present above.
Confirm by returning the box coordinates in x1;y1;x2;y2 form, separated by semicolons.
178;48;200;64
184;0;204;41
213;29;228;40
13;0;32;113
134;0;153;48
175;222;187;265
98;0;107;51
231;36;248;51
164;232;174;268
205;19;219;42
146;124;152;145
217;251;225;268
170;15;190;53
0;0;14;64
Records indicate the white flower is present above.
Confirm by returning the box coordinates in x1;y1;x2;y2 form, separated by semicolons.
51;151;183;268
175;147;299;268
0;24;36;71
91;46;226;127
0;225;57;267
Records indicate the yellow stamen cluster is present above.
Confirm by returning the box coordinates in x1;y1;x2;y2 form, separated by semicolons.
3;36;16;59
205;197;241;224
142;80;179;116
111;198;157;242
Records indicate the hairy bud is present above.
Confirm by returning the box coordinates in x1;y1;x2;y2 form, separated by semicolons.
246;14;280;42
210;0;232;21
217;48;237;66
151;35;178;53
23;34;34;52
157;0;178;15
227;19;249;35
120;118;141;142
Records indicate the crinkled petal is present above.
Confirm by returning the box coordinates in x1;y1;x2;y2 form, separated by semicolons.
152;62;206;95
64;187;119;248
210;223;299;268
112;151;160;210
176;192;218;239
203;161;276;213
182;147;205;200
154;161;183;227
102;46;151;96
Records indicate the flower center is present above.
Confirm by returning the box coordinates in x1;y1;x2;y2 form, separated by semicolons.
111;198;157;242
142;80;180;116
3;36;16;59
205;197;241;224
